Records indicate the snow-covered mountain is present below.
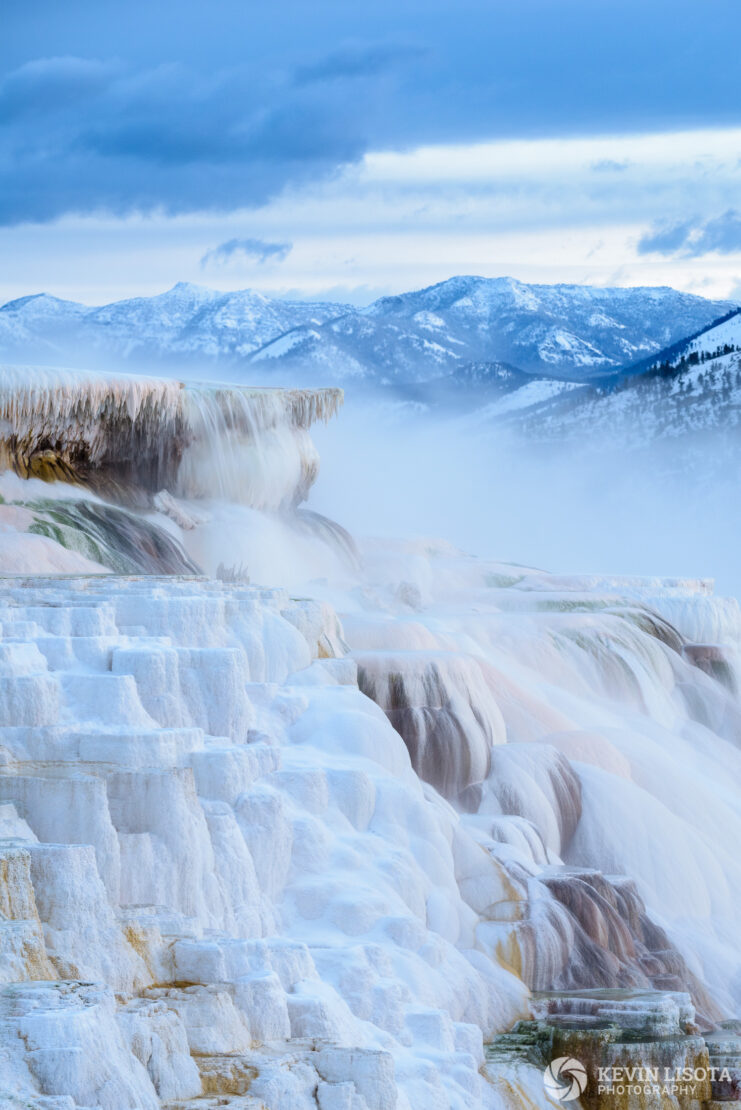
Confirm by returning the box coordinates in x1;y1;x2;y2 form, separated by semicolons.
0;276;731;384
496;309;741;447
0;282;349;366
252;276;732;382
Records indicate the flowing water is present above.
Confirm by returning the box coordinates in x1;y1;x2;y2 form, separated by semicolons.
0;365;739;1110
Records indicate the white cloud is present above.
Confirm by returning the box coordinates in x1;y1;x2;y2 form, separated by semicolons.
3;127;741;305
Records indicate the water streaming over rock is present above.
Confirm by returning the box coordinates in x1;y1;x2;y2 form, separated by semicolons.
355;650;504;799
0;365;739;1110
0;364;341;508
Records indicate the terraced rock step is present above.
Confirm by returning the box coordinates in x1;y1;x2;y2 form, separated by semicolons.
705;1026;741;1101
486;990;740;1110
0;573;527;1109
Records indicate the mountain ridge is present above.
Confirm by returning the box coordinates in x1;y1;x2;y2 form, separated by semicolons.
492;309;741;450
0;276;732;385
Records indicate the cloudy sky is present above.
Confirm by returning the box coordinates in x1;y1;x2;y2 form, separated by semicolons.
3;0;741;306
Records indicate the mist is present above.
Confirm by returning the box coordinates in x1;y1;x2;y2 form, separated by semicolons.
309;393;741;598
17;340;738;598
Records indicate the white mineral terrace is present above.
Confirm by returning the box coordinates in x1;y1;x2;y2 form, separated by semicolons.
0;574;530;1110
0;371;740;1110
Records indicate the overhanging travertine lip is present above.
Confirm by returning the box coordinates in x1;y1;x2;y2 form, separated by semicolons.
0;363;343;507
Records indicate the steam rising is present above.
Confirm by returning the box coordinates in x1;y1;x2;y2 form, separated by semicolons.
310;396;741;598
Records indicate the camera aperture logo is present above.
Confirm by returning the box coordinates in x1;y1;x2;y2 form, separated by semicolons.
543;1057;734;1103
543;1057;588;1101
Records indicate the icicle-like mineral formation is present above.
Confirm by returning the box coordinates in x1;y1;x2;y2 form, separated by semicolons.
0;364;342;508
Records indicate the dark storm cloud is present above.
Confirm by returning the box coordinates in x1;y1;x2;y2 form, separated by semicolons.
0;55;372;224
3;0;741;226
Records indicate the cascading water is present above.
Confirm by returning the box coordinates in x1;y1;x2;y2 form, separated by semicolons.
354;650;504;800
0;364;739;1110
0;363;341;507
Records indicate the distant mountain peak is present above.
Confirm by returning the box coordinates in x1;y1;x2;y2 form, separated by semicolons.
1;291;84;312
0;277;733;387
166;281;222;299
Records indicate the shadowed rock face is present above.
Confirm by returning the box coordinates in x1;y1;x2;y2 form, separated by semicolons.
682;643;737;694
535;870;721;1028
355;650;504;799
